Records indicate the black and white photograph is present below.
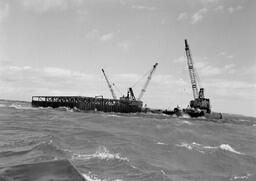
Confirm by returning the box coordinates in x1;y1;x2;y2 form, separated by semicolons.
0;0;255;180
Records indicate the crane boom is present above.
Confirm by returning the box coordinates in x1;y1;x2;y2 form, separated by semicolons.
184;39;211;113
137;63;158;101
185;39;199;99
102;69;117;99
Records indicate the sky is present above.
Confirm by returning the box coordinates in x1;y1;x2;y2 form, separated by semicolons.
0;0;255;116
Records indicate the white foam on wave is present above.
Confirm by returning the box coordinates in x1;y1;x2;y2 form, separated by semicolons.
82;172;123;181
230;173;252;180
176;142;244;155
0;104;6;107
82;172;106;181
181;120;193;125
57;106;73;112
180;114;191;119
176;142;205;153
9;104;38;110
72;146;129;162
238;119;250;122
219;144;244;155
105;114;122;118
157;141;167;145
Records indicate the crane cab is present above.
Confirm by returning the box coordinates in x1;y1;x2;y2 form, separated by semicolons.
190;88;211;113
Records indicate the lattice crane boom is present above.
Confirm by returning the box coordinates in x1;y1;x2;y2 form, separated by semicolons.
185;39;199;99
102;69;117;99
137;63;158;101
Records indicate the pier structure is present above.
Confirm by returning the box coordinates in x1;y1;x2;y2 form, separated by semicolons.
32;96;143;113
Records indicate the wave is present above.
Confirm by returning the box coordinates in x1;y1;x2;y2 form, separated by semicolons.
82;172;123;181
238;119;251;122
218;144;244;155
180;120;193;125
8;103;37;110
72;146;129;162
0;103;6;107
105;114;122;118
0;149;31;158
230;173;252;180
8;103;79;113
55;106;80;112
31;139;68;158
176;142;244;155
156;141;167;145
82;172;106;181
180;114;191;119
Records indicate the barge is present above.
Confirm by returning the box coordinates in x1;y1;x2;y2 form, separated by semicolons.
32;96;143;113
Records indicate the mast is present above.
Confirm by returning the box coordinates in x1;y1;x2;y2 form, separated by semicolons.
185;39;199;99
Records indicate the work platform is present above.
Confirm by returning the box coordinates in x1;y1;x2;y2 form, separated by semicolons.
32;96;143;113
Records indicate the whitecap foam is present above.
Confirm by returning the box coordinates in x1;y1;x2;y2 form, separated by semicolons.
82;172;106;181
181;120;192;125
82;172;123;181
181;114;191;119
105;114;122;118
219;144;244;155
161;170;168;176
230;173;252;180
157;142;167;145
238;119;250;122
176;142;244;155
176;142;193;150
72;146;129;162
0;104;6;107
9;104;38;110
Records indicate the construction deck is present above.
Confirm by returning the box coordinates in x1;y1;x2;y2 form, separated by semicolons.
32;96;143;113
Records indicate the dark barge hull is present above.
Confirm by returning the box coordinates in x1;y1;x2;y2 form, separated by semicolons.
162;108;222;119
32;96;143;113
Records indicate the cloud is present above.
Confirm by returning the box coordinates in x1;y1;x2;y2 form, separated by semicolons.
173;56;186;63
191;8;208;24
218;51;234;59
200;0;219;3
86;29;100;40
152;74;187;87
20;0;83;13
131;5;156;11
228;6;243;14
119;41;132;52
0;64;101;100
0;2;9;23
177;8;209;24
195;61;222;76
173;56;236;76
100;33;114;42
113;73;140;83
177;12;188;21
86;30;114;42
206;79;256;92
215;5;224;11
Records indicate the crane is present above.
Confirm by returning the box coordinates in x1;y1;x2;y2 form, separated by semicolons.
137;63;158;101
102;69;117;99
184;39;211;113
185;40;199;100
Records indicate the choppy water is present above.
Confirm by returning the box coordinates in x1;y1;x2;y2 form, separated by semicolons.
0;99;256;181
